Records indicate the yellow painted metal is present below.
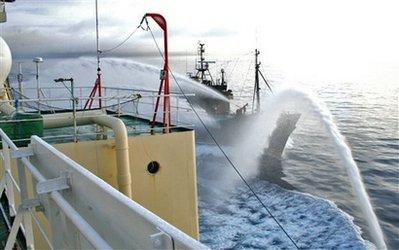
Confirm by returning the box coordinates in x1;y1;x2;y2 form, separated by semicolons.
0;130;199;248
53;131;199;239
43;111;133;198
128;131;199;239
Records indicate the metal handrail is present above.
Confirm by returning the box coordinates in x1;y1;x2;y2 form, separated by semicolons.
0;130;207;249
5;86;196;141
0;94;195;103
0;129;111;249
0;123;195;144
0;107;195;145
9;88;195;112
0;112;192;123
7;85;186;95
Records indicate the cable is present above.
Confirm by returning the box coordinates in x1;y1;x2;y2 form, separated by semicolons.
261;64;274;90
171;66;299;249
148;25;164;60
259;70;273;93
238;58;253;98
147;25;300;249
99;26;141;55
95;0;100;69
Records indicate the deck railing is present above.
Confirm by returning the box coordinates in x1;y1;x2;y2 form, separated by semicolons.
10;86;194;117
0;86;196;143
0;129;207;249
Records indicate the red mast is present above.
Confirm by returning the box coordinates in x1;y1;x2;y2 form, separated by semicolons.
145;13;171;133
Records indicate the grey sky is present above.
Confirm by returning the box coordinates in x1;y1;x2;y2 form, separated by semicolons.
0;0;398;84
1;0;240;58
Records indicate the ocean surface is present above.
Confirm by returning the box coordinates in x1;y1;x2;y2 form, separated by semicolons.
11;56;398;249
171;55;399;249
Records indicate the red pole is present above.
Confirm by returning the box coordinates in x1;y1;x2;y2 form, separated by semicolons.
163;24;170;132
84;80;98;109
97;73;102;108
88;83;97;109
145;13;170;133
151;78;164;128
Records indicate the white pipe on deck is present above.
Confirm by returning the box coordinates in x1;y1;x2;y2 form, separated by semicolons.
42;110;132;198
92;115;132;198
42;110;104;128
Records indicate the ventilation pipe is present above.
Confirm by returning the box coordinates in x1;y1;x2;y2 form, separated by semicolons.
92;115;131;197
42;110;132;198
0;37;16;115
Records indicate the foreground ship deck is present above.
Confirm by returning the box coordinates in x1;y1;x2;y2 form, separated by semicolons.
0;109;206;249
0;79;207;249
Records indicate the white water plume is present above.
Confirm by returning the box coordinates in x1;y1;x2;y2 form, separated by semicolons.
18;57;228;101
244;87;386;249
14;57;229;121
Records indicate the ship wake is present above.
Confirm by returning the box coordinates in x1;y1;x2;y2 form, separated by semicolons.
196;145;372;249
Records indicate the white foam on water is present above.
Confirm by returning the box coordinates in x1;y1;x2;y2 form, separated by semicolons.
197;145;372;249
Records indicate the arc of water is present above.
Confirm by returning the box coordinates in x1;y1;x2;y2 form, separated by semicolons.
273;88;386;249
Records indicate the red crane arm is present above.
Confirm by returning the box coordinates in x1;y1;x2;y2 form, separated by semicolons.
144;13;170;133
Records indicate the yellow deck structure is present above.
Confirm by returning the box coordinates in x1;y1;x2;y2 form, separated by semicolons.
0;119;201;249
54;131;199;238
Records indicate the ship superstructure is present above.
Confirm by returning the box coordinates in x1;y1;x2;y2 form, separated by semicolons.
187;43;233;99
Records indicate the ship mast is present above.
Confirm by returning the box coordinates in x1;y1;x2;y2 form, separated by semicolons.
194;43;215;85
94;0;102;108
199;43;205;82
220;68;226;86
252;49;273;113
84;0;102;109
253;49;261;113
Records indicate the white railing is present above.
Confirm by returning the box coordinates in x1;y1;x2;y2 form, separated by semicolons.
0;129;207;249
10;86;194;115
2;85;196;142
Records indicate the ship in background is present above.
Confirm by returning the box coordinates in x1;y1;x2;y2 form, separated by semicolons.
187;43;233;99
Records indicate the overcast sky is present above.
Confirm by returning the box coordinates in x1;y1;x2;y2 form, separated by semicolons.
1;0;398;85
